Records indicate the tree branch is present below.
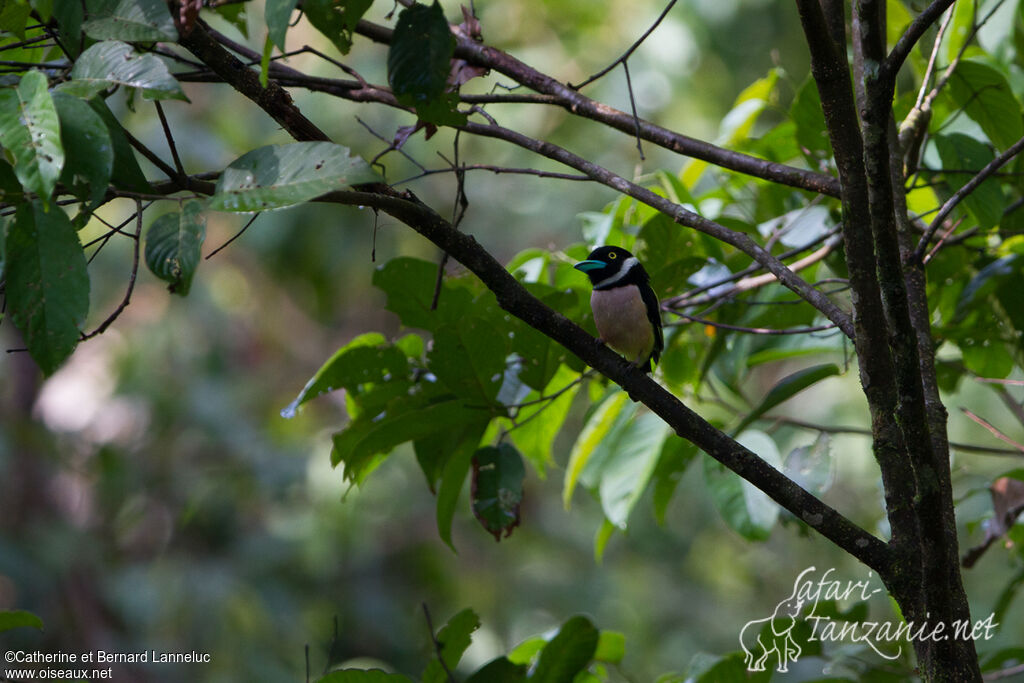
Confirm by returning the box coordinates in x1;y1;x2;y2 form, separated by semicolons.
886;0;957;79
322;184;891;574
353;19;843;198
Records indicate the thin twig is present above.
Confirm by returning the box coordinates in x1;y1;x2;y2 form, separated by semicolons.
395;164;590;186
621;61;645;160
422;604;457;683
914;135;1024;262
154;101;187;179
571;0;679;89
668;312;838;336
81;201;143;340
961;408;1024;453
206;214;261;259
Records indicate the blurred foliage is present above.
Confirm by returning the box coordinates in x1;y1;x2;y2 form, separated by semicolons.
2;0;1024;681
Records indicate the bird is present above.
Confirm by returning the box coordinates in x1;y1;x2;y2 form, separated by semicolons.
574;245;664;373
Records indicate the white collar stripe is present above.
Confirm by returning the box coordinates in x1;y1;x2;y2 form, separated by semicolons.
593;257;639;288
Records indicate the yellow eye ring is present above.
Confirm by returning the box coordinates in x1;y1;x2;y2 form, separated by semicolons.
608;252;618;259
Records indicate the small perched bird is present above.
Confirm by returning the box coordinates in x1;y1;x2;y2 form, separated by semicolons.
574;246;664;373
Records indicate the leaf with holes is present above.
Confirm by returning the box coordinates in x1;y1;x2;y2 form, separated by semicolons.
53;92;113;211
471;444;525;541
82;0;176;42
207;142;380;212
6;200;89;376
59;41;187;100
144;201;206;296
0;70;64;199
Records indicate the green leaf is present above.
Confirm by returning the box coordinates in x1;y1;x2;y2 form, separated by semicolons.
332;399;479;483
207;142;379;212
315;671;414;683
429;319;506;403
213;2;248;39
507;637;546;666
53;0;85;57
144;200;206;296
435;420;488;550
785;432;833;495
464;657;527;683
598;412;672;529
594;631;626;664
387;1;466;126
0;0;32;39
508;365;580;476
7;200;89;376
791;77;832;161
0;609;44;633
280;333;408;417
954;254;1023;322
52;92;113;211
651;436;697;525
531;615;599;683
60;40;187;100
733;363;840;435
372;257;472;331
265;0;298;52
948;60;1023;151
563;390;634;508
704;431;782;541
304;0;373;55
422;609;480;683
83;0;176;42
471;443;525;540
87;96;151;193
934;133;1006;230
0;70;64;199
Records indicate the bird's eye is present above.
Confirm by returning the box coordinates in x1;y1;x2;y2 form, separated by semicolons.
608;252;618;259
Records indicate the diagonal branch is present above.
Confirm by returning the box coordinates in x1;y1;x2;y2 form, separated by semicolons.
323;184;892;574
353;19;843;198
886;0;957;79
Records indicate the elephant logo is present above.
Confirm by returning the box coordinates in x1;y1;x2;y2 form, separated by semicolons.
739;566;817;672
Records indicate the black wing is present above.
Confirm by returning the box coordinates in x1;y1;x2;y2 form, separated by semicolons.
638;280;664;368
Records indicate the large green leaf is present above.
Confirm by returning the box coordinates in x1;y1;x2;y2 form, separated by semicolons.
598;412;671;529
0;0;32;39
52;92;113;211
304;0;373;55
87;96;151;193
0;609;44;633
331;398;479;483
563;390;635;508
54;0;85;57
733;363;840;435
144;200;206;296
265;0;299;51
934;133;1006;230
0;70;64;199
471;443;525;540
435;420;488;550
530;615;599;683
82;0;176;42
59;41;187;100
6;200;89;376
372;257;472;331
948;60;1023;151
954;254;1023;322
651;436;698;524
387;1;466;126
207;142;379;212
422;609;480;683
429;318;506;403
704;431;782;541
280;333;408;417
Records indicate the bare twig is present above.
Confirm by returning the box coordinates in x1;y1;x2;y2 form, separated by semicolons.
668;313;838;336
154;101;186;179
571;0;679;89
206;214;261;259
886;0;957;78
81;201;143;340
961;408;1024;453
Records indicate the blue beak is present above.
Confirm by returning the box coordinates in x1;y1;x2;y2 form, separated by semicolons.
574;260;605;272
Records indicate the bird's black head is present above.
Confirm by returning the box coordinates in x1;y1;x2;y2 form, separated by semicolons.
574;245;645;289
